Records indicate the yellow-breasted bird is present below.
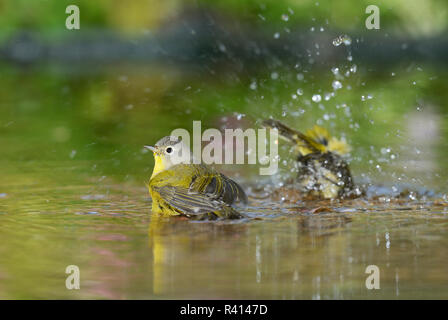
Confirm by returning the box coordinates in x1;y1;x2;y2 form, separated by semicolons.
263;119;355;199
145;136;247;220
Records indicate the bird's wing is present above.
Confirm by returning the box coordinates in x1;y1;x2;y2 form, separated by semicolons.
152;184;226;216
150;164;247;216
219;174;248;205
190;170;248;206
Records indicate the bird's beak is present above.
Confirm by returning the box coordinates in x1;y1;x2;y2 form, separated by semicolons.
144;145;156;152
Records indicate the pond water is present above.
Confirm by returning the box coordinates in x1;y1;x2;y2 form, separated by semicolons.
0;65;447;299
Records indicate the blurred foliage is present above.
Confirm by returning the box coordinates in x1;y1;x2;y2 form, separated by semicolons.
1;61;447;190
198;0;448;36
0;0;447;39
0;0;182;39
0;0;447;187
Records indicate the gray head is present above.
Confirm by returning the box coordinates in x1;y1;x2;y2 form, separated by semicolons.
145;136;191;177
145;136;182;155
155;136;181;148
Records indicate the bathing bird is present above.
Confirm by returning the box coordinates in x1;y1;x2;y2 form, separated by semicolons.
263;119;355;199
145;136;247;219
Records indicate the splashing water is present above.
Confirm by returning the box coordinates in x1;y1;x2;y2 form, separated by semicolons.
332;80;343;90
332;35;352;47
312;94;322;103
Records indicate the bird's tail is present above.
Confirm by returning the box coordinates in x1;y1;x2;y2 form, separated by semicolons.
263;119;324;155
262;119;350;156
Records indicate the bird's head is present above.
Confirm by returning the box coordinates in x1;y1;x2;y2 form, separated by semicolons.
145;136;191;178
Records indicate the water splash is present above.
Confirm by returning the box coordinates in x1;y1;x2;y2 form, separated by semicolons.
332;80;343;90
332;35;352;47
312;94;322;103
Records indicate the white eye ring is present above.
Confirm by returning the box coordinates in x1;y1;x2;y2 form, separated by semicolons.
166;147;173;154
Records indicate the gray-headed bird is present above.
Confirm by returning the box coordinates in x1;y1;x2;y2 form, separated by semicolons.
145;136;247;219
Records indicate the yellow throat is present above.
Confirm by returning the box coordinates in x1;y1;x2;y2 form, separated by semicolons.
151;153;166;179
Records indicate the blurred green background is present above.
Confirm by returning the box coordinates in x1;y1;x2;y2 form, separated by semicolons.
1;0;448;190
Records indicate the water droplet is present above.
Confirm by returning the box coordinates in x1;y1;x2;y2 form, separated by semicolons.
296;88;303;95
332;34;352;46
312;94;322;103
274;32;280;39
218;43;226;52
296;73;304;81
250;81;257;90
332;80;342;90
271;72;279;80
236;113;245;120
331;67;339;75
281;14;289;21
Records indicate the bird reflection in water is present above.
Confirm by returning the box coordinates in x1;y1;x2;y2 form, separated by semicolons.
148;214;248;297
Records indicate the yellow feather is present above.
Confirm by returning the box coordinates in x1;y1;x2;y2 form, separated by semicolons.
303;125;350;155
151;154;166;179
328;137;351;155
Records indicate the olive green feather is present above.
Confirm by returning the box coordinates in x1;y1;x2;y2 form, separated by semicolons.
149;164;247;219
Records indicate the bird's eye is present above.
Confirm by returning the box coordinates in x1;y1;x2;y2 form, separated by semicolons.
166;147;173;154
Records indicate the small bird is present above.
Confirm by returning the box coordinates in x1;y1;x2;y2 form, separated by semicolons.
263;119;355;199
145;136;248;219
